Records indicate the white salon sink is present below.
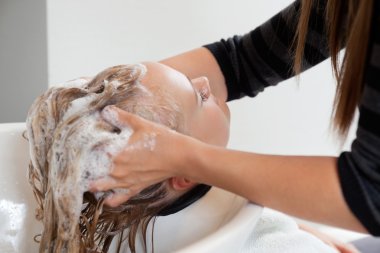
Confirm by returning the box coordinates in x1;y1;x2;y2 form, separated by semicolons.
116;188;262;253
0;123;42;253
0;123;262;253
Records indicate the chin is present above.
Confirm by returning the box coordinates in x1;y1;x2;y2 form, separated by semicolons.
216;136;229;147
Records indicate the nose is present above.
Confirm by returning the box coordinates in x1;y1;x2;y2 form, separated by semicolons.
192;76;210;90
200;76;209;85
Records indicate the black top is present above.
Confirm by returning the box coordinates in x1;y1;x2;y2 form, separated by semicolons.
204;0;380;235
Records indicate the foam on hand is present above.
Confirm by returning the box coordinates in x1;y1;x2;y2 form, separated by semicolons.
101;105;127;131
77;112;132;191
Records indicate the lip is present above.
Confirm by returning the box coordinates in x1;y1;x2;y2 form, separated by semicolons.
225;105;231;123
212;94;219;105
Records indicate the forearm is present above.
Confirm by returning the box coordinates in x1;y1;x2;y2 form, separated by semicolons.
160;47;228;102
186;143;367;233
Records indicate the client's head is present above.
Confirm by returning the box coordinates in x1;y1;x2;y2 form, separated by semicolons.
26;62;230;253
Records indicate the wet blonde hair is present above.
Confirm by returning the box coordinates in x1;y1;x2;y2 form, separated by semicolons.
27;64;183;252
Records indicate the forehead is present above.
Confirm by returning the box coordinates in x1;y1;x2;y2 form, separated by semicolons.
141;62;189;89
140;62;197;132
140;62;196;103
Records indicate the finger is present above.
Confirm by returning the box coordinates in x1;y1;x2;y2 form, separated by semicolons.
345;243;361;253
89;177;125;192
104;192;132;207
101;105;142;130
109;168;168;188
335;243;361;253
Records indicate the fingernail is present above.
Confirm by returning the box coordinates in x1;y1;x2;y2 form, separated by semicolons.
88;181;97;192
105;192;114;200
113;188;130;195
101;105;120;127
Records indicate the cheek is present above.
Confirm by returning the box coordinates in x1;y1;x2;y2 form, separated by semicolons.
199;105;230;146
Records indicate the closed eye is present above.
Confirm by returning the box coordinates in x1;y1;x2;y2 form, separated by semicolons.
199;87;210;102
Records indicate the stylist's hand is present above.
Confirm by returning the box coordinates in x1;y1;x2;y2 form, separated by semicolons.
90;105;195;207
299;224;361;253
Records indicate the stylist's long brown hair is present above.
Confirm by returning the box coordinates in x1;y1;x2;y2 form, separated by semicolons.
294;0;373;138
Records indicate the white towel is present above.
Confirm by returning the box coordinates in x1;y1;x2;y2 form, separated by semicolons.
241;208;338;253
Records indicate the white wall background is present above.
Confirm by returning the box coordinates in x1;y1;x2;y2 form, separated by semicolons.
47;0;357;156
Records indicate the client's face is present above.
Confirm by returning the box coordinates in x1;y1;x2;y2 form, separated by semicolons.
141;62;230;147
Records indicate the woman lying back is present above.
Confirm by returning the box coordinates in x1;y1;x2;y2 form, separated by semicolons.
26;62;230;252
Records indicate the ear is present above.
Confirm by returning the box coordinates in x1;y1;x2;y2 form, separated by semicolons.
169;177;196;191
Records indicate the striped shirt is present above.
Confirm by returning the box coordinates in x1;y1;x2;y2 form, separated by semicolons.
204;0;380;235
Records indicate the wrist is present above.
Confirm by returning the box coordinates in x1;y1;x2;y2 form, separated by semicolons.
175;134;211;182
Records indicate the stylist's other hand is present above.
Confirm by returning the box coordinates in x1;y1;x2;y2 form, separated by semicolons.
299;224;361;253
90;105;193;207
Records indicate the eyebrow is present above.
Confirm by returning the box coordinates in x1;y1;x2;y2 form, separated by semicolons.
185;75;201;106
